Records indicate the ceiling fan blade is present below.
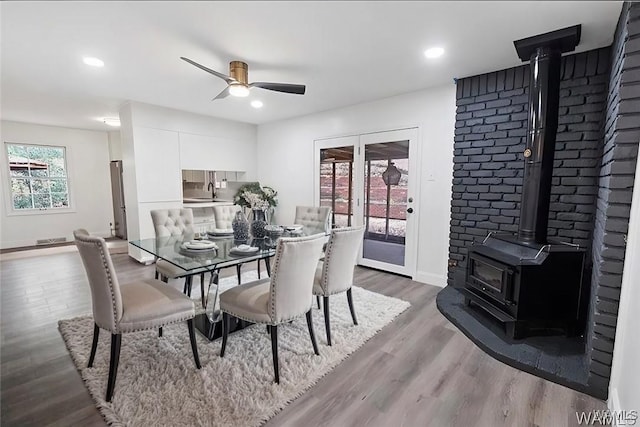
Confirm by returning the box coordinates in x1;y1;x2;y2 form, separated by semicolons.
180;57;235;83
212;86;231;101
250;82;306;95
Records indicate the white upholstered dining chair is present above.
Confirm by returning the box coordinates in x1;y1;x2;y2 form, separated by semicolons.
150;208;208;296
212;204;241;230
219;233;326;383
74;229;200;402
294;206;331;235
313;226;365;346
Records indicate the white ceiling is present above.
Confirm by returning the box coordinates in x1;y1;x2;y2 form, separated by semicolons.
1;1;622;131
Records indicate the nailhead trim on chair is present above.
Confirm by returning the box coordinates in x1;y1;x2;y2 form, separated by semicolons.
320;227;355;295
221;234;322;326
75;232;196;334
74;234;120;332
220;305;307;327
268;234;320;323
116;311;196;333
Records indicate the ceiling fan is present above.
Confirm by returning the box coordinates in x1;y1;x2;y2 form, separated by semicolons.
180;57;306;100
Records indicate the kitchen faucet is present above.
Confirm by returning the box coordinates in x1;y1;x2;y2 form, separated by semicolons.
207;181;215;199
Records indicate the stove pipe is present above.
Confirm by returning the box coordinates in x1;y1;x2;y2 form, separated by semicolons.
513;25;581;243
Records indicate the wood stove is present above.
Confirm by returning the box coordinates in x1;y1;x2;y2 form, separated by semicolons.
462;233;586;338
461;25;589;339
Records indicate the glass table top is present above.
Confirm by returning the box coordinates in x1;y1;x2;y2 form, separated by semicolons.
129;226;324;273
129;234;277;272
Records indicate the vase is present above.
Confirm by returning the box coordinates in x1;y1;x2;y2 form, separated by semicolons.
250;209;268;239
232;210;250;243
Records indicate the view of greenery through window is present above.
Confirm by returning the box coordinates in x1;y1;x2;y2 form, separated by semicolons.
6;143;69;210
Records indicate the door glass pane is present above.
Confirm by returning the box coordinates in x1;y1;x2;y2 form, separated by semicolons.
319;146;354;228
363;140;409;266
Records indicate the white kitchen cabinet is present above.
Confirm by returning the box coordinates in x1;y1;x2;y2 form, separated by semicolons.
179;132;256;176
133;127;182;202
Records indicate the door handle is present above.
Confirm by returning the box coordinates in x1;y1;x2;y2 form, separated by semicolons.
407;208;414;214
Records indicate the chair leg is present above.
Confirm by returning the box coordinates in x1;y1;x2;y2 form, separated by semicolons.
347;288;358;325
105;334;122;402
266;324;271;334
186;276;193;297
306;310;319;355
220;312;229;357
236;265;242;284
264;258;271;276
316;295;321;310
323;296;331;346
257;260;261;279
161;275;168;283
154;270;159;280
270;325;279;384
88;323;100;368
200;273;206;306
187;319;201;369
158;327;163;337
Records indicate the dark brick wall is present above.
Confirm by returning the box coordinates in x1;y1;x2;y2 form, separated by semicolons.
587;2;640;394
448;48;610;284
446;2;640;400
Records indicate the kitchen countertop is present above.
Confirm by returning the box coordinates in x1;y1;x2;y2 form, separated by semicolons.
183;199;234;208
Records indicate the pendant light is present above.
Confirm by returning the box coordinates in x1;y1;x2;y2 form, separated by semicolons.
382;162;401;186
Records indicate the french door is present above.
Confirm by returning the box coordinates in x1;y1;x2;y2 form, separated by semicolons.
314;128;419;277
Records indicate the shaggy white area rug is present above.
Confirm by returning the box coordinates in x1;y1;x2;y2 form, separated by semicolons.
58;272;410;427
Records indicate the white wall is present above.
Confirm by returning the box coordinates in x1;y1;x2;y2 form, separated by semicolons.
119;102;257;262
256;84;456;286
108;130;122;160
0;120;113;248
608;155;640;414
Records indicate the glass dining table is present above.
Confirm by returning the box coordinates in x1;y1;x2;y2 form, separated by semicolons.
129;227;318;340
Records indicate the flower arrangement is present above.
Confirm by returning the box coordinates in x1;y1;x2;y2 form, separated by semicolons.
234;182;278;210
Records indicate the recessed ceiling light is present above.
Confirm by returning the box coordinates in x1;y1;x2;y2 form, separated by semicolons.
83;57;105;67
424;47;445;59
251;100;264;109
101;118;120;127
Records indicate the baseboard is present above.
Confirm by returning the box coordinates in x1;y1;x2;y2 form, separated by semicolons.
414;271;446;287
1;230;113;250
608;387;621;412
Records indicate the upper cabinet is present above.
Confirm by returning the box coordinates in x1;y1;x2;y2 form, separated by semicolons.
179;132;256;176
133;127;182;202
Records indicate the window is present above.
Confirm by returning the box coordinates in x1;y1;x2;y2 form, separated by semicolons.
6;143;70;211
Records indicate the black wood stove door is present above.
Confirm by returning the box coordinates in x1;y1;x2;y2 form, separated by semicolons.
467;253;515;305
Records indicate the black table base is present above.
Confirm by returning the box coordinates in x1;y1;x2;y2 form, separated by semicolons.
194;313;251;341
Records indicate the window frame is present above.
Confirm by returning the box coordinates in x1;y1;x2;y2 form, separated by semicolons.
3;141;76;216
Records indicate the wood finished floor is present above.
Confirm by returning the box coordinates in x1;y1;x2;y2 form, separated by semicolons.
0;247;606;426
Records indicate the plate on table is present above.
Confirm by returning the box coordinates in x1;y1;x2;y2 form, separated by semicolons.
207;229;234;238
182;241;218;251
229;245;260;255
284;224;303;232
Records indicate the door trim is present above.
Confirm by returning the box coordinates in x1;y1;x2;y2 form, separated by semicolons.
358;127;419;278
314;127;421;279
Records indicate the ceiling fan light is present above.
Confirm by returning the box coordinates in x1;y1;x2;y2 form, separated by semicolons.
229;84;250;97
